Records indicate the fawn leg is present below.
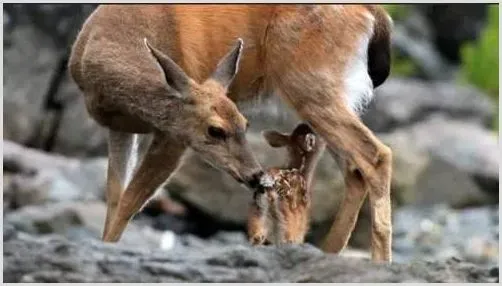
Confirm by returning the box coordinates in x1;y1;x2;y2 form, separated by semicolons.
103;133;186;242
248;192;269;245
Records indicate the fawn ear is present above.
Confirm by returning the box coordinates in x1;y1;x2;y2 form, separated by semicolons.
262;130;289;148
144;38;190;94
210;38;243;90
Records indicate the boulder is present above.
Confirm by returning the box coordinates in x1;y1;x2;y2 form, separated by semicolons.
51;76;109;157
3;228;498;282
363;78;496;132
393;204;498;267
388;114;499;197
3;22;60;144
3;4;97;150
4;201;171;251
3;140;107;208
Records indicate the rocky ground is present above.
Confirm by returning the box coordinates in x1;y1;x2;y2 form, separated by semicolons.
3;222;499;283
3;4;500;283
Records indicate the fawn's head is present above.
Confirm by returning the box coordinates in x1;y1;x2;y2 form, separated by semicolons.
144;38;263;188
262;123;322;171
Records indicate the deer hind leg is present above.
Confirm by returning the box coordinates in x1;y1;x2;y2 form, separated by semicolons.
320;152;368;254
314;110;391;262
274;87;392;262
103;133;186;242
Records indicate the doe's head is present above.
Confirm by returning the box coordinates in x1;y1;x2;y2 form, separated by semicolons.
144;38;263;189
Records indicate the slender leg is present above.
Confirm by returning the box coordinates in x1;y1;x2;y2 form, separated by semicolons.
309;108;392;262
248;192;269;245
273;86;393;262
321;154;368;255
103;133;186;242
103;130;133;239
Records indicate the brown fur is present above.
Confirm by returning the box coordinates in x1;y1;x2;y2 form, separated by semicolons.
68;4;394;262
248;123;325;245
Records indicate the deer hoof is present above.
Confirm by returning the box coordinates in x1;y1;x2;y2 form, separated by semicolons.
250;234;267;245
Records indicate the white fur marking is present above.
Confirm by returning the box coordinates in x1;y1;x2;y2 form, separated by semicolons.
344;22;374;115
123;134;140;188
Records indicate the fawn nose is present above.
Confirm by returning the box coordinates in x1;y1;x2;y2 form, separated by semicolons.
246;170;264;190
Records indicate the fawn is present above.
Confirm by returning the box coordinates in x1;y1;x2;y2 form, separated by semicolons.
248;123;326;245
68;5;393;261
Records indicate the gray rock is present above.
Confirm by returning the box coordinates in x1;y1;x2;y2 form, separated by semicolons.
3;229;497;283
3;24;59;144
363;78;496;132
392;204;499;267
3;140;107;207
390;114;498;195
51;77;109;157
4;200;172;251
3;4;97;150
379;127;496;208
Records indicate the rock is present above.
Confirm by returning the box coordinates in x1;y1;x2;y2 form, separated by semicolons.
392;204;499;267
377;126;495;208
3;140;107;207
379;132;430;205
3;22;60;144
3;200;173;251
51;76;109;157
3;228;497;282
3;4;97;150
363;78;496;133
390;114;498;196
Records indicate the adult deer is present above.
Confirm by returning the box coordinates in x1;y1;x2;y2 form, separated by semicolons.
68;4;393;262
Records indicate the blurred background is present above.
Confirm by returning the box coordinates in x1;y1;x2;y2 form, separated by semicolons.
3;4;499;268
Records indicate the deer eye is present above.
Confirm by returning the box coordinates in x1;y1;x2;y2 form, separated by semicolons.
208;126;227;140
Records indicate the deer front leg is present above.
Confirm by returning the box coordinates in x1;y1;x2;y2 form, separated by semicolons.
103;133;186;242
103;130;134;239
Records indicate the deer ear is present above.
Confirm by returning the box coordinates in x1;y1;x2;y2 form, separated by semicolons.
210;38;243;89
262;130;289;148
144;38;190;93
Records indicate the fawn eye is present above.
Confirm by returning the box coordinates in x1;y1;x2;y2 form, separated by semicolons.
208;126;227;140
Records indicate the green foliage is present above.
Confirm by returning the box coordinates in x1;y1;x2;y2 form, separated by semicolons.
383;4;411;21
459;5;499;130
384;5;420;77
390;52;418;77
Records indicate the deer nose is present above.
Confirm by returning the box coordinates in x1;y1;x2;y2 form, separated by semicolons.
246;170;264;190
